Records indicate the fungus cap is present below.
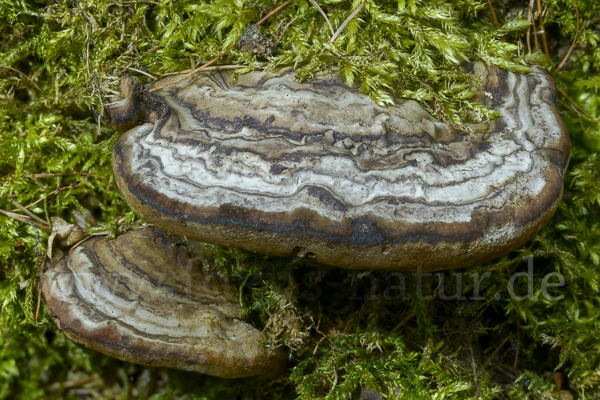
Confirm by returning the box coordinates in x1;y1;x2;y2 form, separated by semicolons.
42;227;286;378
109;63;569;271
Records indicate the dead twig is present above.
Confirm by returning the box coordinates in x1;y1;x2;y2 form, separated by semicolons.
5;198;49;226
152;0;291;92
150;49;235;92
257;0;294;26
485;257;520;272
438;353;468;373
477;333;513;378
391;309;415;332
530;0;540;52
557;86;600;124
559;98;591;136
467;334;478;388
25;181;85;209
556;0;580;72
306;0;334;35
330;1;366;44
360;37;374;53
513;317;520;370
190;56;196;73
128;67;157;80
159;65;250;77
0;64;41;92
486;0;501;29
0;209;52;231
526;1;532;54
537;0;551;61
121;0;160;4
35;282;43;324
25;172;101;179
46;376;97;391
275;16;299;45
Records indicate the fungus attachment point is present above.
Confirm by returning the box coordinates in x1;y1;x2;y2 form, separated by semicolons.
101;76;166;132
42;227;286;378
110;63;569;271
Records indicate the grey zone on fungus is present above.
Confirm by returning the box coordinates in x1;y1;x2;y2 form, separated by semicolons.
111;63;569;271
42;227;287;378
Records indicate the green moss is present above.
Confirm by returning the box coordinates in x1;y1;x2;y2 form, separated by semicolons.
1;0;600;398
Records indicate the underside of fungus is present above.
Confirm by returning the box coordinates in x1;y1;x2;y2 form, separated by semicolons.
42;227;287;378
107;63;570;271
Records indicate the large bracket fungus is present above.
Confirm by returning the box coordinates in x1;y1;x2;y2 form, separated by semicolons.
107;63;569;271
42;227;287;378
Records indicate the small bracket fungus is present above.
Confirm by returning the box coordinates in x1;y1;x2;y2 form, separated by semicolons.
42;227;286;378
107;63;569;271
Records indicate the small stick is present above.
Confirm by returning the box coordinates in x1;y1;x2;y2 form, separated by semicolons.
391;309;415;332
257;0;294;26
477;333;513;378
557;86;600;123
35;283;43;323
526;2;532;54
25;173;100;179
121;0;160;4
5;198;50;226
556;0;579;72
189;56;196;78
128;67;157;80
159;65;250;77
46;376;97;391
467;334;477;382
0;209;52;231
558;98;590;136
0;64;42;92
438;352;468;372
486;0;501;29
25;181;85;209
536;0;551;61
150;49;234;92
485;257;520;272
151;0;292;92
359;37;374;53
530;0;539;52
330;1;366;44
306;0;334;35
275;16;299;45
513;317;520;370
160;69;192;77
86;41;91;80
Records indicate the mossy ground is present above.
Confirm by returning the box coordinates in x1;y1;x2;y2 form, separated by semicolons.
1;0;600;398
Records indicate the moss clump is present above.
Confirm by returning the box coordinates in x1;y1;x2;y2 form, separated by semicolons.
1;0;600;398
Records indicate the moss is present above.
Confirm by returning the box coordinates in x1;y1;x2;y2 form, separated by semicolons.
1;0;599;398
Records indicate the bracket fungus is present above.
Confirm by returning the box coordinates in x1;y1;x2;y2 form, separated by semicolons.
42;226;287;378
106;63;569;271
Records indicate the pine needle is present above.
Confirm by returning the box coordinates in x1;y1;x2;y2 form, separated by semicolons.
5;199;49;227
556;0;580;72
0;64;41;92
128;68;157;80
0;210;52;231
329;1;366;44
306;0;334;35
150;48;234;92
257;0;294;26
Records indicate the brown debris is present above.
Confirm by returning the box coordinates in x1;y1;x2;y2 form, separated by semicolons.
238;24;274;58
